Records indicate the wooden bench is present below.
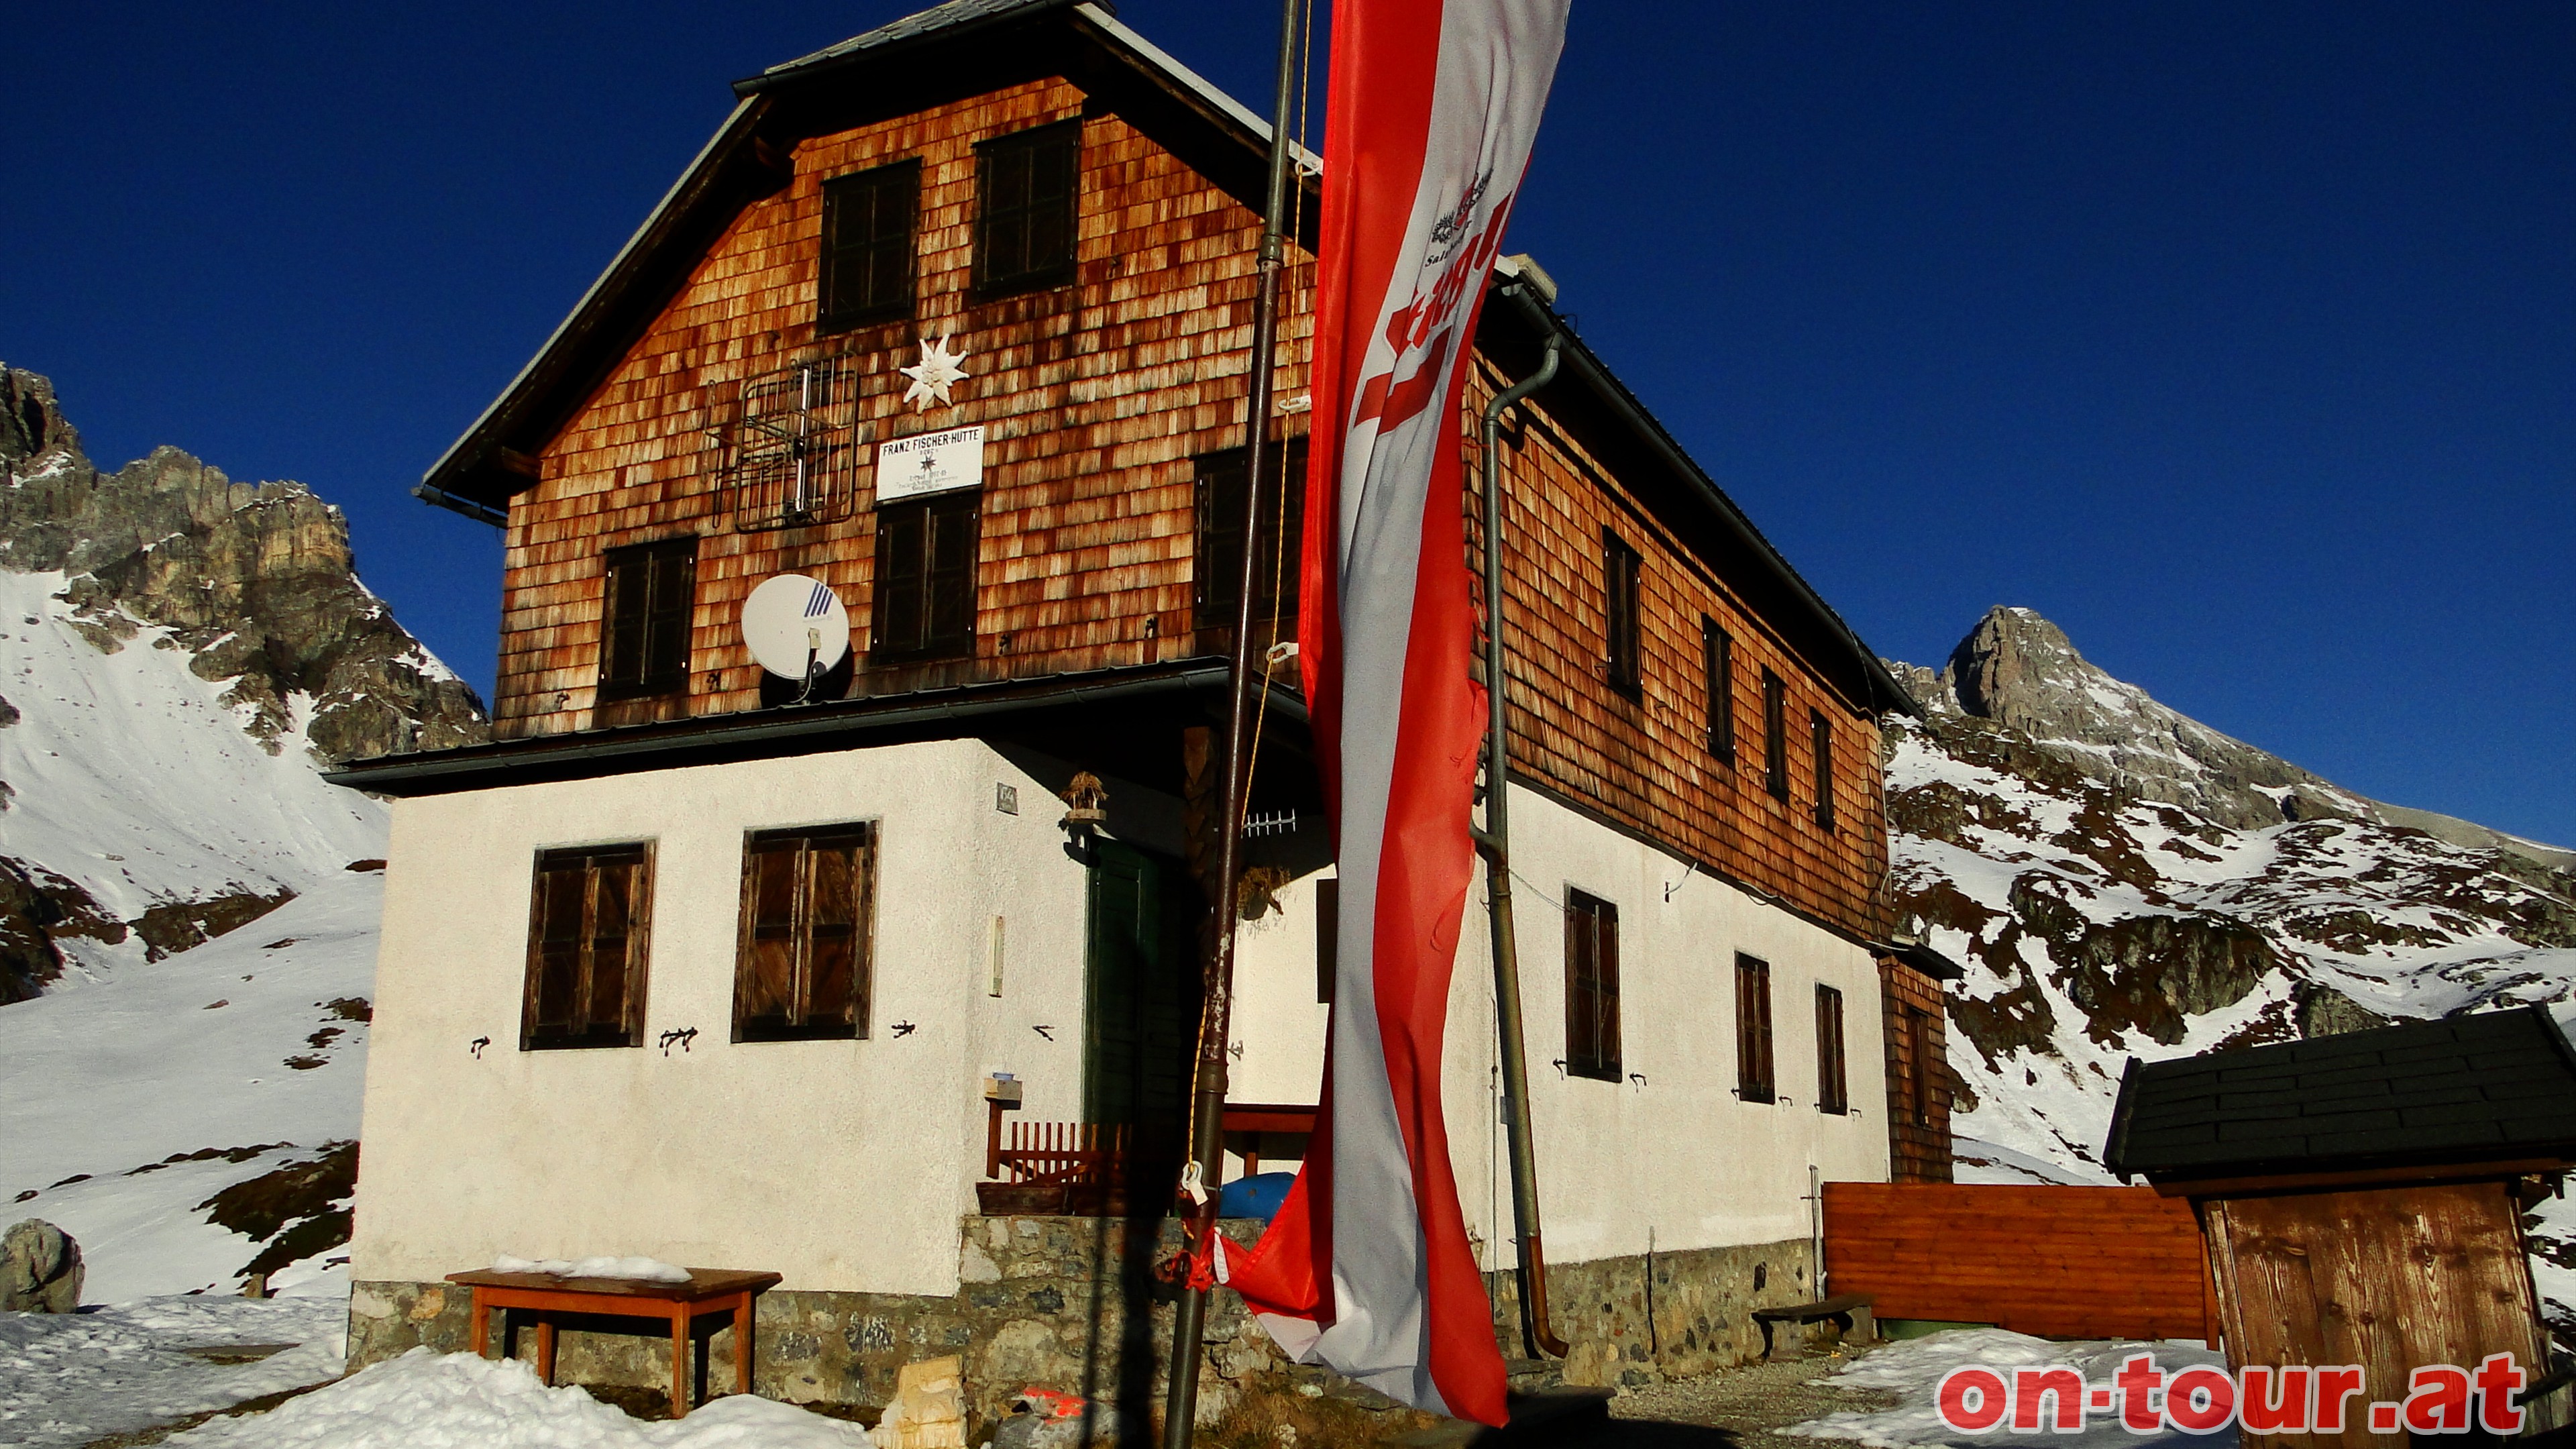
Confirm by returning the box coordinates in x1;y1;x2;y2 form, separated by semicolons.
1751;1292;1875;1360
446;1267;781;1417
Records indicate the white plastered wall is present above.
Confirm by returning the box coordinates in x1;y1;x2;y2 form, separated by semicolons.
350;739;1102;1297
1230;781;1890;1272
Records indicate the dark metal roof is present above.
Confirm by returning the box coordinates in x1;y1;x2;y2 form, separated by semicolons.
2102;1006;2576;1183
742;0;1085;94
1876;939;1964;981
323;657;1303;798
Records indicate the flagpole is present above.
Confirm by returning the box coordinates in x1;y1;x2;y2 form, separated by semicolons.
1163;0;1303;1443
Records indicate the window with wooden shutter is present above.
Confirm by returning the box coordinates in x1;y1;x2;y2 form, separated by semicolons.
1902;1005;1936;1125
1194;440;1307;632
1602;529;1642;697
599;539;696;701
1761;667;1789;800
1811;708;1835;831
973;121;1079;299
735;823;876;1042
1815;983;1849;1115
1564;890;1621;1081
1736;953;1776;1102
521;844;653;1051
871;491;977;661
1703;616;1735;763
818;160;918;332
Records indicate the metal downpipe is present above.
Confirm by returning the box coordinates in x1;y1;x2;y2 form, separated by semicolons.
1479;325;1566;1359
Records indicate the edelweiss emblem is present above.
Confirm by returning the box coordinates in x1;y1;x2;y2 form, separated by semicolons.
899;335;970;412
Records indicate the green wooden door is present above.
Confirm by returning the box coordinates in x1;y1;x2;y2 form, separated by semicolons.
1082;841;1199;1147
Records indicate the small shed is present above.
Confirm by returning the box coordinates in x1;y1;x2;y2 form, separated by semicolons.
2105;1006;2576;1448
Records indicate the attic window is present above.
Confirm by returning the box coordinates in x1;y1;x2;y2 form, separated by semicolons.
522;844;653;1051
818;160;919;331
973;121;1079;299
598;538;697;701
735;823;875;1042
1603;529;1642;697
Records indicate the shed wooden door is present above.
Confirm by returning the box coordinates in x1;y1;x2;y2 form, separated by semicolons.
2205;1181;2561;1449
1081;841;1197;1153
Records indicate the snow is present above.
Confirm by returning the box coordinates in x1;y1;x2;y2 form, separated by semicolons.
492;1256;696;1285
0;1291;347;1449
0;570;386;982
160;1350;873;1448
1784;1330;2235;1449
0;872;382;1301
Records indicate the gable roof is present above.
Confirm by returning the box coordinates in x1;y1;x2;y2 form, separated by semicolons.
2102;1005;2576;1183
413;0;1917;719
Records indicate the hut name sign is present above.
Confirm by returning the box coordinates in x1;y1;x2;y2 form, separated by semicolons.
1936;1352;2537;1438
875;425;983;502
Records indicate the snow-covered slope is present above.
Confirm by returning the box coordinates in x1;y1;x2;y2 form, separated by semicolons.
0;568;388;983
1;847;383;1301
1887;607;2576;1338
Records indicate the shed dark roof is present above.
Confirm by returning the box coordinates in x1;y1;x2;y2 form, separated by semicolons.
2102;1006;2576;1183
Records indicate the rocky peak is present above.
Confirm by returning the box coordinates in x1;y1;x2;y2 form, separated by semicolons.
0;363;488;763
1905;605;2573;870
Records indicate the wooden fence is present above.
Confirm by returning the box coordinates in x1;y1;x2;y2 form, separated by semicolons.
1823;1182;2214;1342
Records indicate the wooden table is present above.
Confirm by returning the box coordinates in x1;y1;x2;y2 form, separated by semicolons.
445;1268;782;1417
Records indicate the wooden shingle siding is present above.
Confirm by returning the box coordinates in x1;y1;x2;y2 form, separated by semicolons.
496;80;1316;739
1465;356;1890;936
492;74;1886;942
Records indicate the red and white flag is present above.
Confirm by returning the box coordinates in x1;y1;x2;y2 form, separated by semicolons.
1218;0;1570;1426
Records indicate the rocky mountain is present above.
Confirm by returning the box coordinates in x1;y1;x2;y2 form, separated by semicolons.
1887;606;2576;1333
0;363;488;1002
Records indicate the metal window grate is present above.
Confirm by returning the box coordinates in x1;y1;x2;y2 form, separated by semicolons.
727;356;861;531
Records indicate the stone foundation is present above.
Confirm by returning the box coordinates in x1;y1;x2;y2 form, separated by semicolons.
352;1223;1835;1417
1486;1234;1835;1388
350;1217;1283;1426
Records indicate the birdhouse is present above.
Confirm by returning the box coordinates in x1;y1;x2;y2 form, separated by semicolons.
1059;772;1108;833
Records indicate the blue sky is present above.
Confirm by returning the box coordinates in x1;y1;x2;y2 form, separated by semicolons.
9;3;2571;845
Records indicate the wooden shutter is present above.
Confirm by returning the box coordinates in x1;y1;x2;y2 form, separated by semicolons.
1762;669;1789;800
1811;708;1835;831
924;493;978;655
735;824;873;1041
1703;617;1735;763
819;160;918;329
1564;890;1620;1081
873;500;926;656
1816;984;1848;1114
1602;530;1642;696
523;844;651;1050
1737;953;1774;1102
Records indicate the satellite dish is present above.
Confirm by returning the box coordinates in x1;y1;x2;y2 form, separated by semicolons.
742;574;851;680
